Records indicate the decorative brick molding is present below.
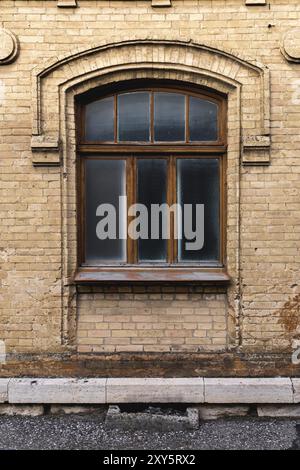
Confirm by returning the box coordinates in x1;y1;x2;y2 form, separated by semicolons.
242;134;271;166
56;0;172;6
31;136;60;166
31;34;271;166
245;0;266;5
57;0;77;7
243;135;270;149
152;0;172;6
0;28;19;65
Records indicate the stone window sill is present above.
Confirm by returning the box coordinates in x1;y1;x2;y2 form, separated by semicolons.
74;267;231;284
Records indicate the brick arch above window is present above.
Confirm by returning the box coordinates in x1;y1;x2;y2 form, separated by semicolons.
31;34;270;165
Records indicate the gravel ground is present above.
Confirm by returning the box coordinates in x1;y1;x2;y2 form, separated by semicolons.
0;415;299;450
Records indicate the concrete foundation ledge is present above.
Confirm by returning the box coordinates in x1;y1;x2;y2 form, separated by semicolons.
0;379;9;403
8;378;106;404
106;378;204;403
204;378;294;404
1;377;299;404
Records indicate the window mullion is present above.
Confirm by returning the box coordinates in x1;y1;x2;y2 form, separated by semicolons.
133;156;138;264
150;92;154;143
114;95;117;143
167;155;176;264
186;95;189;143
220;154;225;266
79;155;86;265
126;155;136;264
172;155;178;264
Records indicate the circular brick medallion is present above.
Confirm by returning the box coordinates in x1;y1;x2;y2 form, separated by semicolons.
0;29;19;64
282;29;300;62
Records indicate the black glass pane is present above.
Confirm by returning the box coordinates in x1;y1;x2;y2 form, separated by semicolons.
189;97;218;141
137;159;167;262
154;93;185;142
85;97;114;141
118;92;150;141
85;159;126;264
177;159;220;262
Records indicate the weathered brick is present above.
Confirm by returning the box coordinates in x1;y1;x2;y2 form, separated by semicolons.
0;0;299;365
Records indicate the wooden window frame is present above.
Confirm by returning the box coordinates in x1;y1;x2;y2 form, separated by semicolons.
75;81;229;284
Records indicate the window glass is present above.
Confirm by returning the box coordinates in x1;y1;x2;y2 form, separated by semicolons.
85;159;126;264
118;92;150;142
189;97;218;141
137;159;168;262
154;92;185;142
177;158;220;262
85;96;114;141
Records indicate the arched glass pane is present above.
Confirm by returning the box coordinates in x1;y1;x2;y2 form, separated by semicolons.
85;96;114;141
189;97;218;141
154;92;185;142
118;92;150;141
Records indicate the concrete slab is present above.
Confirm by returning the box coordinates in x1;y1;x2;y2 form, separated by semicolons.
3;377;297;405
257;405;300;417
9;378;106;404
106;378;204;403
198;405;250;420
204;378;293;403
0;404;44;416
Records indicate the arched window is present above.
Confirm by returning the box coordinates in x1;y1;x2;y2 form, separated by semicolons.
76;82;227;282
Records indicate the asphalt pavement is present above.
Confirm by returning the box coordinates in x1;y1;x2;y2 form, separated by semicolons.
0;415;299;450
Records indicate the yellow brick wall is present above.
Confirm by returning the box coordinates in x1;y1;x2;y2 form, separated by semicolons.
0;0;299;360
77;287;227;353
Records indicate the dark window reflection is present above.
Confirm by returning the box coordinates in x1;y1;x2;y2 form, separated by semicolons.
189;97;218;141
137;159;167;262
154;93;185;142
118;92;150;142
85;97;114;141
